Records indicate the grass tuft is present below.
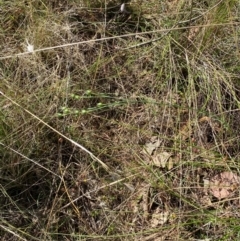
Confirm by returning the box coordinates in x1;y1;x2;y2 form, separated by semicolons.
0;0;240;240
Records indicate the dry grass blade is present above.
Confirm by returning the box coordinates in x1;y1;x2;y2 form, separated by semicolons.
0;90;110;172
0;142;62;179
0;224;27;241
0;23;238;60
61;173;137;210
0;0;239;240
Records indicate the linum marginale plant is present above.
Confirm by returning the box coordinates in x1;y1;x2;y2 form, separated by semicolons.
0;0;240;240
58;89;131;117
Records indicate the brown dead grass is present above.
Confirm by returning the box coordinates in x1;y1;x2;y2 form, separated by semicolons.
0;0;240;240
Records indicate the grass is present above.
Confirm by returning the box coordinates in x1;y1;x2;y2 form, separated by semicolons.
0;0;240;240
